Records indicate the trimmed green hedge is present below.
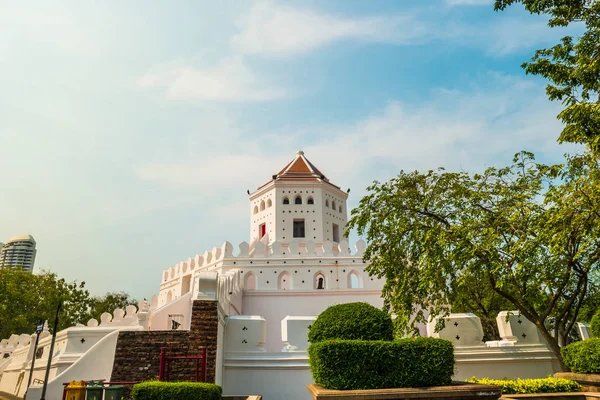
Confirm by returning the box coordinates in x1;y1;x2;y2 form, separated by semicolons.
466;377;580;394
562;338;600;373
308;302;394;343
132;381;222;400
308;338;454;390
591;310;600;337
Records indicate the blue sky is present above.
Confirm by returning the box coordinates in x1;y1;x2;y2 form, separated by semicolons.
0;1;581;299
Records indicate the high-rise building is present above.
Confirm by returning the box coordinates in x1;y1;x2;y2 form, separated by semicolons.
0;234;37;272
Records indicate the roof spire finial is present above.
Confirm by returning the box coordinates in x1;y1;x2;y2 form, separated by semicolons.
297;149;304;156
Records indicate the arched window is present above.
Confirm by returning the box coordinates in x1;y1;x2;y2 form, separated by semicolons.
295;196;302;205
260;200;265;211
267;199;272;208
278;271;291;290
167;291;173;302
307;197;314;205
283;197;290;205
339;206;342;213
325;200;329;208
332;201;336;210
253;206;258;214
245;273;257;290
314;272;326;290
348;271;362;289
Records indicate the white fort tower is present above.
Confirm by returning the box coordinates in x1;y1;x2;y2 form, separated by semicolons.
249;150;349;246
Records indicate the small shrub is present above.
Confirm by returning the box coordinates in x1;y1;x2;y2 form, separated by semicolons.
466;377;580;394
308;337;454;390
562;338;600;373
308;302;393;343
132;381;222;400
591;310;600;337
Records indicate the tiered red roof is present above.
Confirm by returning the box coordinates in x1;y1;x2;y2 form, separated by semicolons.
256;150;340;190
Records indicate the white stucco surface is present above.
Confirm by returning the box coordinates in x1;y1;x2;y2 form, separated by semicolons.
25;329;124;400
242;290;383;352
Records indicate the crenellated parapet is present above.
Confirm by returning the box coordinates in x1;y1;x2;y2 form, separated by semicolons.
160;239;366;285
85;301;149;329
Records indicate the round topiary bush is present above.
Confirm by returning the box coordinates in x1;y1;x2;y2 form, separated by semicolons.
591;310;600;338
562;338;600;374
308;302;393;343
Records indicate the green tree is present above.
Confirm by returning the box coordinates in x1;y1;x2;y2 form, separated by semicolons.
86;291;138;322
448;272;513;341
0;268;91;338
494;0;600;149
347;152;600;369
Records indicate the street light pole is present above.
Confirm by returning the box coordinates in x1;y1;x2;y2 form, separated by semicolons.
40;300;62;400
25;320;44;391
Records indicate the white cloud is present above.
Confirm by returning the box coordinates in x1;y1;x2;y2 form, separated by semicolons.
136;72;573;198
137;56;287;101
231;1;431;57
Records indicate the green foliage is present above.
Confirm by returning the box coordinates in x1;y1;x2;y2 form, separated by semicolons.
577;290;600;323
347;152;600;368
466;377;580;394
562;338;600;373
308;338;454;390
307;302;393;343
0;268;137;339
448;272;513;341
494;0;600;150
0;268;90;338
86;292;138;322
131;381;222;400
591;309;600;337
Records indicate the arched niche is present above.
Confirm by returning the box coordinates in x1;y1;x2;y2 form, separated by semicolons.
347;270;362;289
279;271;291;290
267;198;272;208
260;200;265;211
253;206;259;214
245;272;257;290
314;272;326;290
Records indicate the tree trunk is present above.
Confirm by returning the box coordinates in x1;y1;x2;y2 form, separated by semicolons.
537;322;567;371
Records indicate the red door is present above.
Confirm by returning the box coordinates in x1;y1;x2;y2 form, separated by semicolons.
259;223;266;239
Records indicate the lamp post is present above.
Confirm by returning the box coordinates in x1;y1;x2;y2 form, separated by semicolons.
25;319;45;391
40;300;62;400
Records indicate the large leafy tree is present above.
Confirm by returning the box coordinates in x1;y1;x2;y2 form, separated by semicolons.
0;269;138;339
348;152;600;369
494;0;600;149
0;268;91;338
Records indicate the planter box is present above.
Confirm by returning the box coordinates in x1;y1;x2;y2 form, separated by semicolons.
501;393;600;399
555;373;600;393
222;397;261;400
307;382;502;400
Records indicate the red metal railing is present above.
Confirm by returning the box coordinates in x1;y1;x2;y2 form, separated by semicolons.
158;346;207;382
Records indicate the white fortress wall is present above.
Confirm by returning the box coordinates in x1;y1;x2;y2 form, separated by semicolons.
221;312;562;400
0;304;148;398
25;330;124;400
